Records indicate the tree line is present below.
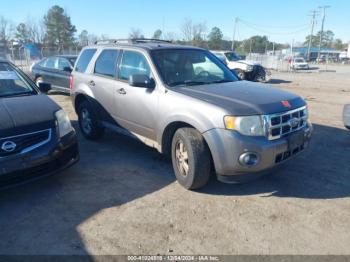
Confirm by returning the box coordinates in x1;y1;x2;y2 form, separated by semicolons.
0;5;346;53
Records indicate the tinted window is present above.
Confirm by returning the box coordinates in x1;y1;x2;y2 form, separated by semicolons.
45;57;57;69
75;49;97;73
119;51;151;81
0;62;35;97
94;50;119;77
58;58;72;70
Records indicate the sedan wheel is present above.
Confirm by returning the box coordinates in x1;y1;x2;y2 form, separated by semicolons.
175;139;189;177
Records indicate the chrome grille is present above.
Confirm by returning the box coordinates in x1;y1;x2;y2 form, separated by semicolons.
0;129;51;158
265;106;308;140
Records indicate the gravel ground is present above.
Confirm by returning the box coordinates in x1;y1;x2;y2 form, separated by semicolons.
0;64;350;255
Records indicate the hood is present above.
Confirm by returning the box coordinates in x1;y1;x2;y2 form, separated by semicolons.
0;94;60;137
238;60;261;66
174;81;305;116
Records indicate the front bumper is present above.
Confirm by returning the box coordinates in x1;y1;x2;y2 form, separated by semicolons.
0;130;79;189
343;104;350;129
203;124;312;183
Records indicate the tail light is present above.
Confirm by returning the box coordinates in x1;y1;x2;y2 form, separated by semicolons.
69;75;74;90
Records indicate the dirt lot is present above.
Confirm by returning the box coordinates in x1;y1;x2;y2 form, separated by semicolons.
1;64;350;255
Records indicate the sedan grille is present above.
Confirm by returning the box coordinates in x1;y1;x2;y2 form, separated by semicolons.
265;106;308;140
0;129;51;157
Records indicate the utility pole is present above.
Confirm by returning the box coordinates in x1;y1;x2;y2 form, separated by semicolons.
307;10;318;61
231;17;239;51
317;5;330;61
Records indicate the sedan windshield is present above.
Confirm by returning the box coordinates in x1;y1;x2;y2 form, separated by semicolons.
152;49;238;87
225;52;241;61
295;58;305;63
0;62;36;97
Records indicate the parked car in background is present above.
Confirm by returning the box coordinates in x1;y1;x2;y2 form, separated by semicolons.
31;55;77;93
343;104;350;130
71;39;312;190
211;50;270;83
291;57;310;70
0;59;79;188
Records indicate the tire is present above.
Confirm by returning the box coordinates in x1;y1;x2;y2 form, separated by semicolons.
77;100;104;140
171;128;211;190
235;69;245;80
35;76;43;87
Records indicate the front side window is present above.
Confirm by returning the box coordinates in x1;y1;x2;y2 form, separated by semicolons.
0;62;35;97
119;51;151;81
94;50;119;77
152;49;238;87
75;49;97;73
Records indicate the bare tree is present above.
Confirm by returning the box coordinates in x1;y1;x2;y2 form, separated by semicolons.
0;16;14;43
129;28;144;39
181;18;193;42
180;18;207;46
163;32;178;42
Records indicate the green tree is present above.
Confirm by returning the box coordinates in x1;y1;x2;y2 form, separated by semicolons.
152;29;162;39
304;30;335;48
207;27;223;50
43;5;76;47
332;38;343;50
15;23;30;43
242;35;270;54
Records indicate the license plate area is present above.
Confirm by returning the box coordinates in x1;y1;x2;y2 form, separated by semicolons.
288;131;304;151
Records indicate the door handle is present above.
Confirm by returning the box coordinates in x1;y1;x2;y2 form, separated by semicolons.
89;80;95;87
117;88;127;95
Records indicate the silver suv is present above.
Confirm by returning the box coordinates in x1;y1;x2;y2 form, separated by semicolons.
71;39;312;189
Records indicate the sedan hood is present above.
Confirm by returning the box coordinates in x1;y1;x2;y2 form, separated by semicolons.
175;81;306;115
0;94;60;137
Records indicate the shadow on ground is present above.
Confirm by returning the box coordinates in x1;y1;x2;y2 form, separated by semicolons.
0;122;349;254
269;79;292;84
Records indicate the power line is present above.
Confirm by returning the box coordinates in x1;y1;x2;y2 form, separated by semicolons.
238;18;309;30
238;19;309;35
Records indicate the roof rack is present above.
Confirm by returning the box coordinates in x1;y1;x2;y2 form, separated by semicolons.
94;38;172;45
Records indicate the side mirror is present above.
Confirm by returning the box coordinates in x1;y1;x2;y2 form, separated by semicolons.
63;66;72;72
129;74;155;89
38;82;51;93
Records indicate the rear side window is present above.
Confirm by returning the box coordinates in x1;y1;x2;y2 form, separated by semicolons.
119;51;151;81
45;57;57;69
75;49;97;73
94;50;119;77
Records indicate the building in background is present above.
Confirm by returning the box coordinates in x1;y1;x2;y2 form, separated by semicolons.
281;47;342;61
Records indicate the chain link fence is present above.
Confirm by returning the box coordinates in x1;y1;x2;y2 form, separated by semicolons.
4;45;81;73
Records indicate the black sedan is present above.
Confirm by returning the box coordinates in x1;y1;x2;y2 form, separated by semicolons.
0;59;79;188
31;55;77;93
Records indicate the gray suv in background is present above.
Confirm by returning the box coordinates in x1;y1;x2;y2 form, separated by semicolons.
71;39;312;190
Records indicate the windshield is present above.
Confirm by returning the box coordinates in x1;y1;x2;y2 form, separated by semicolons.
225;52;241;61
0;62;36;98
295;58;305;63
151;49;238;87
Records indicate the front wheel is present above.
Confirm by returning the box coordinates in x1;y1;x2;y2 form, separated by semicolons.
171;128;211;190
77;100;104;140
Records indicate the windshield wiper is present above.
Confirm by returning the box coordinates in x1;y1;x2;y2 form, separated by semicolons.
0;92;34;98
209;80;234;84
170;81;207;87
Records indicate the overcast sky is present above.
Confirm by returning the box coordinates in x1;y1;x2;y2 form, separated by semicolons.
1;0;349;44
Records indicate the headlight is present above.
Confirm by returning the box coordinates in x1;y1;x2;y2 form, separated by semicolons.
224;115;265;136
246;65;254;71
55;109;74;138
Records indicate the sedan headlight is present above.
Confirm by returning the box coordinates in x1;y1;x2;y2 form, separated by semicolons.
246;65;254;71
224;115;265;136
55;109;74;138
